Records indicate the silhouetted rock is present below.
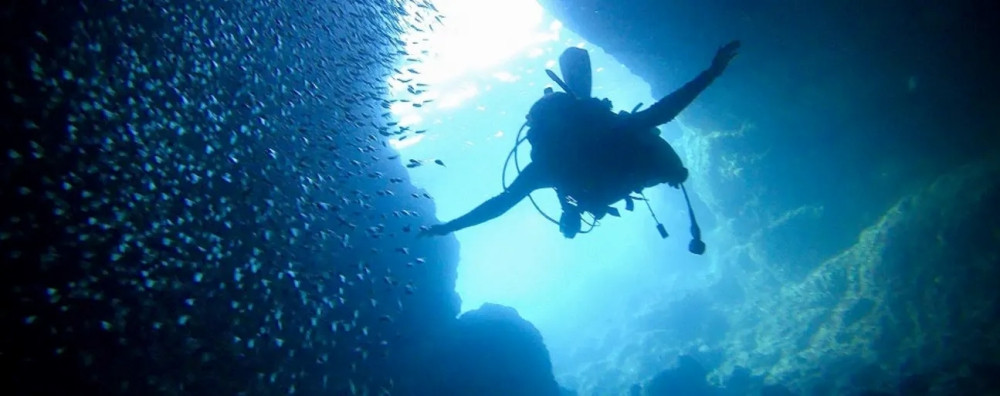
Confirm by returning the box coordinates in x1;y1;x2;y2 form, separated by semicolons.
645;355;717;396
429;304;561;396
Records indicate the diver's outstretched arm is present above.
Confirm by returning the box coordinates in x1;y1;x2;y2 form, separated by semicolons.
421;163;553;236
627;41;740;130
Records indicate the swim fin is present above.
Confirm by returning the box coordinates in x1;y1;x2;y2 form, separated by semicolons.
558;47;592;99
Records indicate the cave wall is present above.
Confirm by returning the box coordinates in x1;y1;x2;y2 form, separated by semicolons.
417;304;563;396
713;158;1000;393
534;0;1000;393
536;0;1000;277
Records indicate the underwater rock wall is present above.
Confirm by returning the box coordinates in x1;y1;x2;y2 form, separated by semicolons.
416;303;562;396
537;0;1000;279
536;0;1000;393
713;157;1000;393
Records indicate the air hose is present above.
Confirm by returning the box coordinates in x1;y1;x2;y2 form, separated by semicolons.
501;122;597;233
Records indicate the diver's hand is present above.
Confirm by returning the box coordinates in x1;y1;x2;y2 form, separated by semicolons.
710;40;741;74
418;224;452;237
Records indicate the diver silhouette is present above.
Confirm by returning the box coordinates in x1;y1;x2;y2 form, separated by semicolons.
421;41;740;254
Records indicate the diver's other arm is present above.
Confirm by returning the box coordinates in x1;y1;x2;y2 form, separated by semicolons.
420;164;551;236
629;40;740;130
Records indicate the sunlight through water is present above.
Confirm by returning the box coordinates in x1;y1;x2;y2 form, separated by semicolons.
389;0;711;387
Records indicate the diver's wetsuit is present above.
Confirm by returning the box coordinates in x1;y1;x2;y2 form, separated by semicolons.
428;65;726;236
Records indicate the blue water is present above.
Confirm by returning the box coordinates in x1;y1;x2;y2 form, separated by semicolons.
3;0;999;395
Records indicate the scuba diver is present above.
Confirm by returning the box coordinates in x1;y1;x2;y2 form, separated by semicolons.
420;41;740;255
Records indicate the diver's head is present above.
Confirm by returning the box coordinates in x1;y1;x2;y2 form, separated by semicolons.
641;137;688;188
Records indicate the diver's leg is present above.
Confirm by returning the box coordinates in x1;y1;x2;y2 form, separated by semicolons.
424;164;552;235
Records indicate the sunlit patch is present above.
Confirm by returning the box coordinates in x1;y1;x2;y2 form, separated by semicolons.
438;83;480;109
389;0;561;137
527;47;547;58
389;134;424;150
400;0;552;81
390;102;411;115
493;71;520;83
398;114;423;127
